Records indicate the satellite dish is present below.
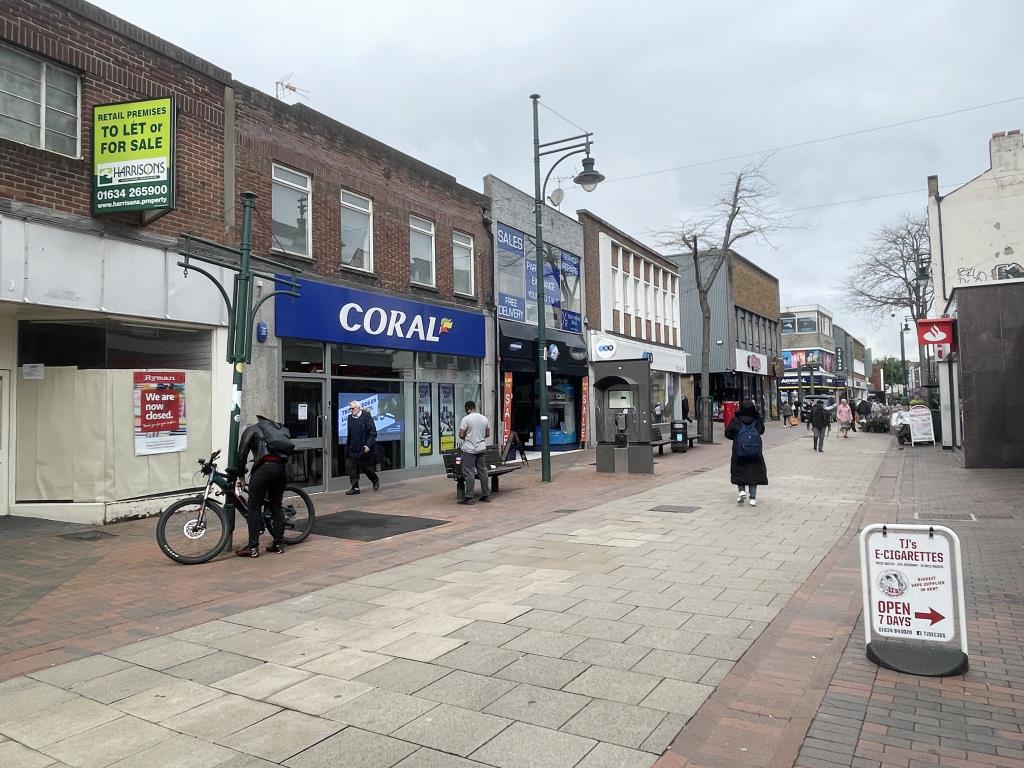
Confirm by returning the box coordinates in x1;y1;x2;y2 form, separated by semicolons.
548;187;565;206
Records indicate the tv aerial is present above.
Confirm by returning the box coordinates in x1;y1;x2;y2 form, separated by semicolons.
275;74;310;102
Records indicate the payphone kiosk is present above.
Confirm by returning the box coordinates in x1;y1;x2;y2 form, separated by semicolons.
593;359;654;474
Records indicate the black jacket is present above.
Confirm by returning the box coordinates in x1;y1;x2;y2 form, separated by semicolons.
724;406;768;486
810;404;829;429
237;416;287;472
346;410;377;458
857;400;872;417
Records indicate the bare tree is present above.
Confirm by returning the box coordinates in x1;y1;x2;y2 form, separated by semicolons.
661;160;789;443
842;213;932;320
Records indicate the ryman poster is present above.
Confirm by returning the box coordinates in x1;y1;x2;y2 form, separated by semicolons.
133;371;187;456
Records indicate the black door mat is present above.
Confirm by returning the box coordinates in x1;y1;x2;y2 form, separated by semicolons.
314;510;448;541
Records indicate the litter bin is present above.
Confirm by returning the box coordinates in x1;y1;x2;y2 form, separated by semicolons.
722;400;740;429
671;419;688;453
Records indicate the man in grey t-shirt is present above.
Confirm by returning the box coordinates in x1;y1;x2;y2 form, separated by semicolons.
458;400;490;505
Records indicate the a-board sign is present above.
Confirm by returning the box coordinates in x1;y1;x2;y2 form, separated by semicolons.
909;405;935;445
859;523;968;676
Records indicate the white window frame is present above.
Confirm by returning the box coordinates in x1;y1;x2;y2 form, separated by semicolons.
340;189;373;273
0;42;81;158
452;230;475;296
271;163;312;258
409;214;436;287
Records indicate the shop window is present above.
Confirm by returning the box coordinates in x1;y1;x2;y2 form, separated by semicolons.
281;339;324;374
271;164;311;257
0;43;80;157
417;353;480;383
453;231;474;296
330;344;414;379
18;320;211;369
797;316;817;333
410;215;435;287
341;190;373;272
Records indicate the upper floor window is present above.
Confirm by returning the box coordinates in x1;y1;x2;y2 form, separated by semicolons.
409;215;435;287
453;231;474;296
271;164;311;257
340;190;372;272
0;43;79;157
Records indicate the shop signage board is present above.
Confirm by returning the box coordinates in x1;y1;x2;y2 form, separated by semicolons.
133;371;186;456
93;97;175;215
859;523;968;676
277;278;486;357
909;405;935;445
495;222;582;332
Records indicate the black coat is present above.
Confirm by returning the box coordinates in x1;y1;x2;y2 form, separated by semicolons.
346;411;377;458
724;413;768;486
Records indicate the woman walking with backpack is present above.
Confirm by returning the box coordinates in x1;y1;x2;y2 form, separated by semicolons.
725;400;767;507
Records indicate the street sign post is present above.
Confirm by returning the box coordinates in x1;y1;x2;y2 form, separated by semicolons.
860;523;968;676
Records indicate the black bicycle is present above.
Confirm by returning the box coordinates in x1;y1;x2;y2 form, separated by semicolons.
156;450;315;564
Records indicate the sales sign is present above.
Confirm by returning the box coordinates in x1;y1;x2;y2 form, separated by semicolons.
133;371;187;456
93;97;175;215
909;405;935;445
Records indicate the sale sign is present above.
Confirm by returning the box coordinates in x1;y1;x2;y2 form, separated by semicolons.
133;371;187;456
579;376;589;446
501;372;513;446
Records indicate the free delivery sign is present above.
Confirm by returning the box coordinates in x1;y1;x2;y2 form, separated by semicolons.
92;97;175;215
276;277;486;357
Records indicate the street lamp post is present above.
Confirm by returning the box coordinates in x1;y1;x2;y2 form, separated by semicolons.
531;94;604;482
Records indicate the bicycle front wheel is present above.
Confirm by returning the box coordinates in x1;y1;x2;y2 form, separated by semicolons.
281;486;315;545
157;496;230;564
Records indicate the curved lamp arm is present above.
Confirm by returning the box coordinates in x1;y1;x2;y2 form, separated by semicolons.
542;148;588;201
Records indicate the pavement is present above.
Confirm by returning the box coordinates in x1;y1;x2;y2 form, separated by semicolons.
0;424;1020;768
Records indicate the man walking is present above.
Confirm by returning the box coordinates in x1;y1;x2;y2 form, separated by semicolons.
810;400;829;453
458;400;490;505
345;400;379;495
781;400;793;428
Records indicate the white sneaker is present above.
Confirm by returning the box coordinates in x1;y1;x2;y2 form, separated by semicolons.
737;491;747;504
749;498;758;507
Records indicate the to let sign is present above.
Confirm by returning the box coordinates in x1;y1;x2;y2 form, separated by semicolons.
93;97;176;215
865;528;955;642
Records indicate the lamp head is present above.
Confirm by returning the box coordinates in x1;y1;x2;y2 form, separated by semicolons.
574;156;605;192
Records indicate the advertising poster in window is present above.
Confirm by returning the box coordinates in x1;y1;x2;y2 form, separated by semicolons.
439;384;456;452
133;371;187;456
417;383;433;456
337;393;403;442
560;249;582;332
496;223;527;322
93;97;175;215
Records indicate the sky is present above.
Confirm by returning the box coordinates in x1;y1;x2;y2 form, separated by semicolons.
92;0;1024;360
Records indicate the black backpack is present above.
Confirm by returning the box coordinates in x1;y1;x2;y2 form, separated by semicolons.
257;418;295;457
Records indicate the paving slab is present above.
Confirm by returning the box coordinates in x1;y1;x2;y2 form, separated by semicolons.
0;679;77;723
417;670;516;711
323;688;438;734
432;642;522;676
483;683;590;730
103;638;216;671
447;621;527;647
2;696;123;749
638;678;713;715
40;715;173;768
494;654;589;690
164;651;264;685
111;678;223;722
161;693;280;741
28;657;131;690
218;710;342;764
392;703;511;757
298;648;391;680
284;726;417;768
563;638;651;671
629;649;716;682
393;748;488;767
70;666;171;705
353;658;451;695
577;742;658;768
266;674;373;716
377;633;464;662
470;721;595;768
561;698;667;749
563;665;662;705
502;629;585;658
0;740;61;768
213;663;313;701
105;733;237;768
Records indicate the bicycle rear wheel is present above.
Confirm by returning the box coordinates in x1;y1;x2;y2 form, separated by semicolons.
157;496;229;564
281;486;315;545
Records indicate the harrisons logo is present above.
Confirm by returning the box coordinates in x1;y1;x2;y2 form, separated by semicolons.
97;159;168;186
339;302;453;343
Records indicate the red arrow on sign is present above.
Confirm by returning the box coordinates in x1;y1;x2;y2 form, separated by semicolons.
914;608;945;625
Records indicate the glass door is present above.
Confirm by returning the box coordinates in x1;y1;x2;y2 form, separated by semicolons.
281;378;327;491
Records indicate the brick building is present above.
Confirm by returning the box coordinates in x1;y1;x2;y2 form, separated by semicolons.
1;0;235;523
577;210;688;428
234;83;494;490
676;250;780;419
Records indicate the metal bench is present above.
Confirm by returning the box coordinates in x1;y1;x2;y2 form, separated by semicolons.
442;446;523;501
650;426;672;455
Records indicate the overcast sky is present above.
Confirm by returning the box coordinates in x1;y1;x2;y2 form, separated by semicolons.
94;0;1023;360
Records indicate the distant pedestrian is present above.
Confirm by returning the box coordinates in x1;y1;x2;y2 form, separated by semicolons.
345;400;379;495
857;398;872;429
458;400;491;505
681;395;693;424
849;399;858;432
724;400;767;508
781;401;793;427
810;400;829;452
891;407;911;449
653;402;664;422
837;399;853;438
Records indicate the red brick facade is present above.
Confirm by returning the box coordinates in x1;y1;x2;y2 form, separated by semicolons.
233;84;491;309
0;0;229;241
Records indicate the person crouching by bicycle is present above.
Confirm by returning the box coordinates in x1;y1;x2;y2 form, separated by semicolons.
345;400;380;495
235;415;291;557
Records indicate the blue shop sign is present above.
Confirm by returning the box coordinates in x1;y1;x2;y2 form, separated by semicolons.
276;277;486;358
